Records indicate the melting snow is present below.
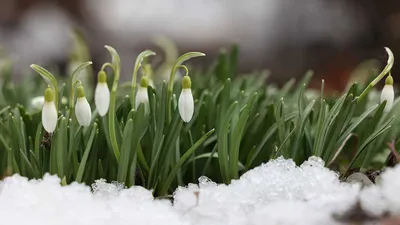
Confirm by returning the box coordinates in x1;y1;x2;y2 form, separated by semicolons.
0;156;399;225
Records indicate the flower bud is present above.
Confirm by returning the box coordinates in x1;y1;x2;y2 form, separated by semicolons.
143;64;155;87
94;71;110;116
135;76;149;113
31;96;45;110
381;75;394;112
178;76;194;122
75;85;91;126
42;87;58;133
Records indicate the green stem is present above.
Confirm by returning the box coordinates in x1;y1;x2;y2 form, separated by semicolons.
101;62;114;72
166;52;205;122
69;61;92;116
131;50;156;109
104;45;121;162
357;47;394;103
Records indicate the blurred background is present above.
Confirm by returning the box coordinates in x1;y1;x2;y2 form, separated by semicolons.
0;0;399;93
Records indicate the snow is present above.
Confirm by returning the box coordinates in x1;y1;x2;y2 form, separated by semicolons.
1;156;400;225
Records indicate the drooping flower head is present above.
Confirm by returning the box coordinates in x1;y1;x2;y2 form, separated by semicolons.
178;75;194;122
75;85;91;127
94;71;110;116
135;76;149;113
142;64;155;87
381;74;395;112
42;87;58;133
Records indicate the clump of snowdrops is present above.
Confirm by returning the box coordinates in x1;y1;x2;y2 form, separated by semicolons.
0;42;399;196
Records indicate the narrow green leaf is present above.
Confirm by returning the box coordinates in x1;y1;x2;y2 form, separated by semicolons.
0;105;10;115
245;111;297;169
229;92;257;179
291;100;315;161
76;123;97;183
160;128;215;195
30;64;59;110
148;135;165;189
346;117;394;173
55;117;68;178
217;101;238;183
117;119;134;183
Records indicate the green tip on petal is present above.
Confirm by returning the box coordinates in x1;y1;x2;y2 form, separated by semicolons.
140;76;149;88
385;75;394;85
182;75;191;89
98;71;107;83
76;85;85;98
44;87;54;102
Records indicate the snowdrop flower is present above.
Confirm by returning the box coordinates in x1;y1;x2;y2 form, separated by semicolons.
381;75;394;112
178;75;194;122
31;96;45;110
42;87;57;133
94;71;110;116
142;64;155;87
75;85;91;127
135;76;149;113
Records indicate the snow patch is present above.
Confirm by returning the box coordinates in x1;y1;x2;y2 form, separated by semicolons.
0;156;399;225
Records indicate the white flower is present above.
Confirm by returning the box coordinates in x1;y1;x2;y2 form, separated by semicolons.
178;76;194;122
31;96;45;110
135;86;149;111
75;85;92;127
42;88;57;133
135;76;149;113
381;75;394;112
94;71;110;116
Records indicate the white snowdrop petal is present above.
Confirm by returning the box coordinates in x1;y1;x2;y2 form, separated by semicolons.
75;97;92;127
94;83;110;116
380;84;394;112
31;96;45;110
135;87;149;111
178;89;194;122
42;101;58;133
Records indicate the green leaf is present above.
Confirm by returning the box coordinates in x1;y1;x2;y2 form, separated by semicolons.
104;45;122;164
75;123;97;183
217;101;238;183
159;128;215;195
160;109;183;182
117;119;134;183
18;148;38;178
30;64;59;110
55;117;68;178
148;135;165;189
346;116;394;173
291;100;315;162
313;94;346;156
334;103;380;155
292;70;314;99
229;92;257;179
0;105;10;115
323;94;356;161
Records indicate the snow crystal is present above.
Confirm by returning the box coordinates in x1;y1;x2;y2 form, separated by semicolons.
1;156;400;225
0;174;184;225
359;164;400;216
174;156;359;225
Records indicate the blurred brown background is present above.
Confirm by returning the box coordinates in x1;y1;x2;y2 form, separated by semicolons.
1;0;400;92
